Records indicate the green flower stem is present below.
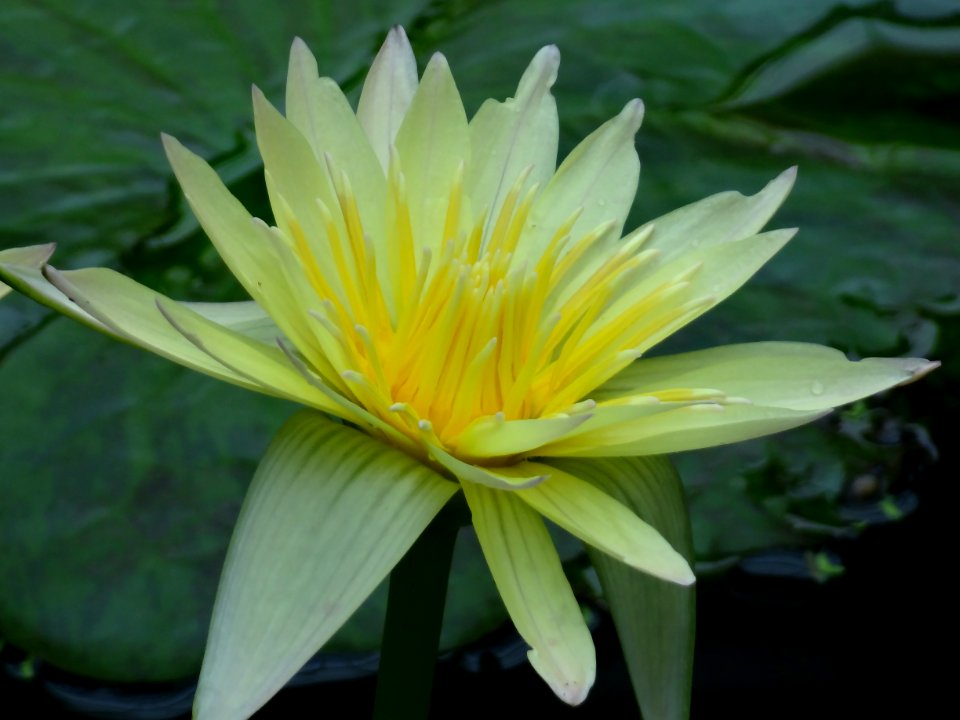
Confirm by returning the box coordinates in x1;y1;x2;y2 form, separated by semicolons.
372;492;468;720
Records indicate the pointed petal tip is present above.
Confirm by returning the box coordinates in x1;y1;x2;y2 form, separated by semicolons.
0;242;57;267
673;562;697;587
250;84;280;124
39;242;57;260
289;36;318;74
387;25;410;44
427;51;449;71
902;359;940;384
620;98;645;132
160;132;185;160
638;546;696;587
533;43;561;76
517;474;550;490
529;649;595;706
768;165;798;195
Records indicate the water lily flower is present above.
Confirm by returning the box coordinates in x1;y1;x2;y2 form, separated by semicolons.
0;27;937;719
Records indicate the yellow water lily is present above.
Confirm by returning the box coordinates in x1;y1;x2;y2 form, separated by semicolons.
0;27;937;719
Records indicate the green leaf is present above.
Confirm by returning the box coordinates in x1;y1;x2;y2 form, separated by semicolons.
551;456;695;720
0;319;297;681
0;0;432;262
194;411;456;720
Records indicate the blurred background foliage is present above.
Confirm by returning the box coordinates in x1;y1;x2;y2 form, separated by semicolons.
0;0;956;686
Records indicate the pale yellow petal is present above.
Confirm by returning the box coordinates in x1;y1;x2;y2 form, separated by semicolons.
451;411;591;460
539;403;828;457
461;481;595;705
512;462;694;585
357;26;419;171
195;412;455;720
588;228;797;355
162;134;290;309
180;301;280;345
285;38;386;248
642;167;797;262
0;245;112;333
155;298;345;415
44;267;269;395
519;99;643;263
428;442;547;490
596;342;939;411
0;245;57;302
394;52;470;255
467;45;559;239
250;88;338;267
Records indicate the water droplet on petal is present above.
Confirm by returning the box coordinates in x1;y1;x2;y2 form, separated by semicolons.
811;380;824;395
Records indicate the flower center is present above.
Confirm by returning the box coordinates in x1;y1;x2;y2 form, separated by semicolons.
283;155;700;458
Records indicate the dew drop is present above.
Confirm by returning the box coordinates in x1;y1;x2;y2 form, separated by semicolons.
811;380;824;396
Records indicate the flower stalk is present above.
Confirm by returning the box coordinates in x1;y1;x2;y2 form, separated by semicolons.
373;497;467;720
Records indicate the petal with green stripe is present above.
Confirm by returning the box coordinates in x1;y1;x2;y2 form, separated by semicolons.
43;266;263;393
194;411;457;720
461;480;595;705
512;462;694;585
549;456;695;720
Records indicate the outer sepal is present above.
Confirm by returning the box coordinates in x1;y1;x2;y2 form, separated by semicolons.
193;411;456;720
550;455;695;720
